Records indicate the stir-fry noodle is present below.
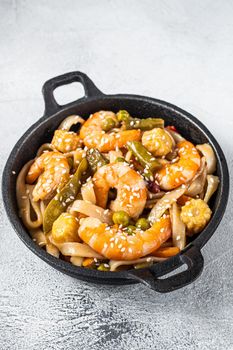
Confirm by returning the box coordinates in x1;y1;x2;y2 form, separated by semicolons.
16;111;219;271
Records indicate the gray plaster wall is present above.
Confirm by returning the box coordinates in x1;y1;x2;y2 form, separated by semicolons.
0;1;232;349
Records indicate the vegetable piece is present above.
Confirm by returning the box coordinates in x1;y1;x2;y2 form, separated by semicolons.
185;157;207;197
86;149;108;174
43;158;88;233
204;175;220;203
116;110;131;122
142;128;173;157
82;258;95;267
170;202;186;250
52;212;80;243
101;118;117;132
127;141;162;172
70;256;83;266
125;150;132;162
115;157;125;163
165;127;185;143
134;262;153;269
180;199;212;234
148;186;187;224
97;263;110;271
196;144;216;174
81;179;96;204
70;200;112;224
124;118;164;131
116;110;164;130
151;246;180;258
136;218;150;231
109;150;123;163
112;211;130;227
58;115;85;131
147;181;161;194
166;125;178;133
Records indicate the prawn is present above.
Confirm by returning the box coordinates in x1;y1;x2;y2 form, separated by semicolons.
51;129;82;153
157;141;200;190
26;151;70;201
93;162;147;219
78;215;171;260
80;111;141;152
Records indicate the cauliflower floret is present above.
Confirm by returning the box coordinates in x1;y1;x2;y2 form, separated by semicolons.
142;128;173;157
52;212;80;243
180;199;212;234
51;129;82;153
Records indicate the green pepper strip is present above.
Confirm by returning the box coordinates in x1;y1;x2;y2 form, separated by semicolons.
124;117;164;131
127;141;162;173
43;158;88;233
116;110;164;130
86;149;109;174
134;262;153;269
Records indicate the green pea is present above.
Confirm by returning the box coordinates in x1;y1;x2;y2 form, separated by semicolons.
126;225;136;235
112;211;130;227
97;263;110;271
136;218;150;231
116;110;131;122
101;118;116;131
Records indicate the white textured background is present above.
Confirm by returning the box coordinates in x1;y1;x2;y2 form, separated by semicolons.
0;1;233;349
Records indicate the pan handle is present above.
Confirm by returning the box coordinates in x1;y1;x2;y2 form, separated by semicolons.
127;245;204;293
42;71;103;116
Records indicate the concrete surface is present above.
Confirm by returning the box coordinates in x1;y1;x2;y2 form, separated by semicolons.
0;1;233;349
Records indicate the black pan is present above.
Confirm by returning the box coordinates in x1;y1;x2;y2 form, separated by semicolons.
2;71;229;292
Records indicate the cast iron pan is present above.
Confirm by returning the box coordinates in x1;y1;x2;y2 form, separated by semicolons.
2;71;229;292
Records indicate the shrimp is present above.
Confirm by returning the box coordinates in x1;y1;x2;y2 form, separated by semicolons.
93;162;147;219
156;141;201;190
26;151;70;201
80;111;141;152
78;215;171;260
51;129;82;153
